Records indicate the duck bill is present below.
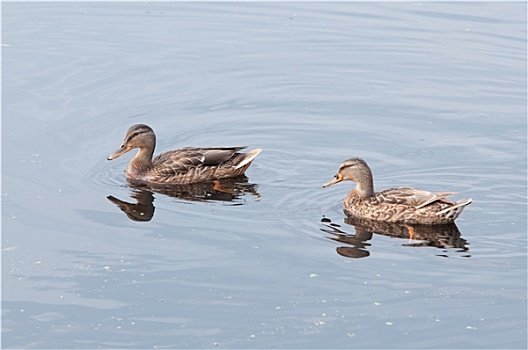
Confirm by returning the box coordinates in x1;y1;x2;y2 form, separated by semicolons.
323;174;343;188
107;146;130;160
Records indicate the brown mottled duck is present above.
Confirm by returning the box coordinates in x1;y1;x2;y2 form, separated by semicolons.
323;157;472;225
108;124;262;185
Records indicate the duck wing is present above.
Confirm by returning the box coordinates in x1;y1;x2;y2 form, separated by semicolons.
153;147;247;174
376;187;457;209
200;147;248;165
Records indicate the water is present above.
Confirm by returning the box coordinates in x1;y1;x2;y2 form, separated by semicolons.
2;2;526;349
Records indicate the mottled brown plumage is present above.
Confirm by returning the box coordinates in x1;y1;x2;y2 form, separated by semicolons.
108;124;262;184
323;157;472;225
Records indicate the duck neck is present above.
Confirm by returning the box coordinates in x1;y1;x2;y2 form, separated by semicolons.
354;173;375;198
128;146;154;176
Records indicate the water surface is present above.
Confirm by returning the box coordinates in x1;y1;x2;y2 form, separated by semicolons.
2;2;526;349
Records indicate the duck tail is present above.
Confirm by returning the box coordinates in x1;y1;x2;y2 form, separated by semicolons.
235;148;263;169
437;198;472;221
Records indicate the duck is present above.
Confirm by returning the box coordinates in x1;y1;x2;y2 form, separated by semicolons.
323;157;472;225
108;124;262;185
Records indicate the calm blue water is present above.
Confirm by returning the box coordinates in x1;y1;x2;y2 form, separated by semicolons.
2;2;526;349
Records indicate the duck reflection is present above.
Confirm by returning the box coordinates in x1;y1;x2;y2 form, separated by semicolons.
108;189;155;222
321;216;470;259
108;175;260;222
